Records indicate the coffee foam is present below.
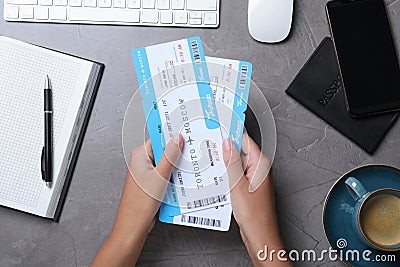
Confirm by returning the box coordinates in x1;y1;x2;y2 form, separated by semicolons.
360;194;400;247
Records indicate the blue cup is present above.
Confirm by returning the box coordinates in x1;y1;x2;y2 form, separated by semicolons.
345;177;400;252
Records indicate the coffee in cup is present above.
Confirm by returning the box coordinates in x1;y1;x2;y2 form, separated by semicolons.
360;193;400;247
345;177;400;251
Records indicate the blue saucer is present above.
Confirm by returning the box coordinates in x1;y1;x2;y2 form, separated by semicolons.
323;165;400;267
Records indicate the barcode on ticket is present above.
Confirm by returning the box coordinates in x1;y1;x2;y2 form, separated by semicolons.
181;215;222;228
186;194;227;209
190;40;201;63
239;65;249;88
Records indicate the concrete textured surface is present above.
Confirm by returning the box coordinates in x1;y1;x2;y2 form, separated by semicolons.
1;0;400;266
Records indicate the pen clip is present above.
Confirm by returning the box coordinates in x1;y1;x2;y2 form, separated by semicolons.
41;146;46;182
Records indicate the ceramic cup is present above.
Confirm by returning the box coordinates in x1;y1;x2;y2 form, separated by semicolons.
345;177;400;252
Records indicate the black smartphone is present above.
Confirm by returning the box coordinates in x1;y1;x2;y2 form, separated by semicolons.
326;0;400;117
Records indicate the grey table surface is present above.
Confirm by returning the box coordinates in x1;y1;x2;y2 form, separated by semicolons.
1;0;400;266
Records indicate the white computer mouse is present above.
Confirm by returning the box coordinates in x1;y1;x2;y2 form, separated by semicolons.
248;0;294;43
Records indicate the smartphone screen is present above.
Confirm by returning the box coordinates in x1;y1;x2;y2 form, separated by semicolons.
326;0;400;116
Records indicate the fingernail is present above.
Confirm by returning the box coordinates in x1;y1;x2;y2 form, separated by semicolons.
249;184;256;193
172;134;181;145
223;139;231;151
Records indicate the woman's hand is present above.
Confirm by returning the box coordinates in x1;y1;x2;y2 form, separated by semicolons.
91;134;183;267
222;133;292;267
92;132;291;267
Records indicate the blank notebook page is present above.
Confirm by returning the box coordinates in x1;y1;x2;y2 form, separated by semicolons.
0;37;93;217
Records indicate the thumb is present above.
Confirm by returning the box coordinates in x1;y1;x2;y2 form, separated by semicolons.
155;134;183;179
222;139;246;189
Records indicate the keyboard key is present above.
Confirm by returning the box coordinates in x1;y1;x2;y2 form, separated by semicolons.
189;12;201;19
35;6;49;19
160;11;172;24
84;0;97;7
98;0;111;7
54;0;67;5
5;6;19;19
49;7;67;20
40;0;52;5
113;0;125;8
142;0;155;9
189;18;201;25
157;0;169;10
204;12;217;25
174;11;187;24
6;0;37;4
127;0;140;8
20;6;34;18
70;0;82;6
171;0;184;10
187;0;216;11
69;7;140;22
142;10;158;23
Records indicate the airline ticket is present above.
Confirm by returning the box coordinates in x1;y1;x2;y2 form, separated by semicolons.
132;37;231;215
161;57;253;231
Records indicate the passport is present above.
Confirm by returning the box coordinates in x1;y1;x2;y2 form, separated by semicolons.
286;37;398;154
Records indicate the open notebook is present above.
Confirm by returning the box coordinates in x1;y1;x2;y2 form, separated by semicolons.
0;37;104;220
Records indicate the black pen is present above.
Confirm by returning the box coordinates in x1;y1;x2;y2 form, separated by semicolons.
41;75;53;187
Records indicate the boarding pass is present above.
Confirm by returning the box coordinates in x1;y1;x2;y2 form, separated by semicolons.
161;57;253;231
132;37;231;215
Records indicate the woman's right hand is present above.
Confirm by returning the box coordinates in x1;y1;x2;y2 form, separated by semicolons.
222;133;292;267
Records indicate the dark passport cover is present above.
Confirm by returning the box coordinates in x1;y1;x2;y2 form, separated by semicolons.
286;37;398;154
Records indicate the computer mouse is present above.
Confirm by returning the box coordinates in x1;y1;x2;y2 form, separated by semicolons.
248;0;294;43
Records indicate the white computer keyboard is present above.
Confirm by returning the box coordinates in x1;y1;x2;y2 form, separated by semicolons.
4;0;220;28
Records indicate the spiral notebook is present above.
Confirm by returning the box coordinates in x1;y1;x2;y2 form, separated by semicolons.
0;37;104;221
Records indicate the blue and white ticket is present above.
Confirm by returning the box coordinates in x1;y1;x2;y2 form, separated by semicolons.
132;37;231;216
164;57;253;231
207;56;252;150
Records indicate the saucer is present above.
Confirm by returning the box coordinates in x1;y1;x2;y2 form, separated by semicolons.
323;165;400;267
